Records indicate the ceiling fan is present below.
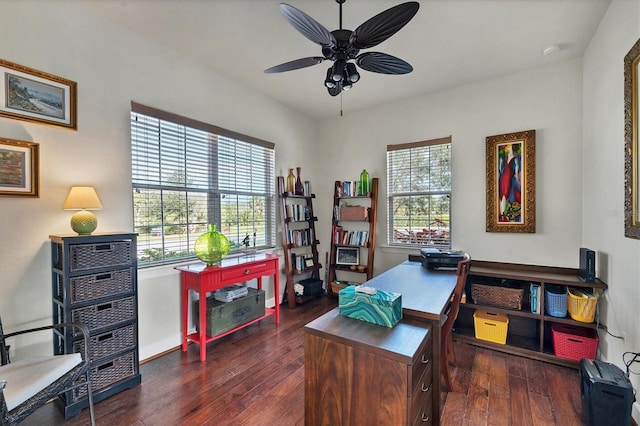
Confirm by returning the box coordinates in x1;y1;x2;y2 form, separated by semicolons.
264;0;420;97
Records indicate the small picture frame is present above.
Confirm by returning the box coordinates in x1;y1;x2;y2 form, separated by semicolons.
0;138;39;197
304;257;314;268
0;59;77;130
336;247;359;266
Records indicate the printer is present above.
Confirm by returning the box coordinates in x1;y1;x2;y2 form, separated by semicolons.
420;248;465;270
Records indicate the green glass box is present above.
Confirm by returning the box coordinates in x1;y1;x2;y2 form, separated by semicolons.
338;285;402;328
194;287;265;336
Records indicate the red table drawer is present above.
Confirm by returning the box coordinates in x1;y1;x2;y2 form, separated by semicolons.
219;262;268;282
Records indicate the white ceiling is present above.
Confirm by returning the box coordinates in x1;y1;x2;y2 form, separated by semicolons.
83;0;611;120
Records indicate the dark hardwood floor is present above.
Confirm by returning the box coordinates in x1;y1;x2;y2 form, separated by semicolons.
23;296;584;425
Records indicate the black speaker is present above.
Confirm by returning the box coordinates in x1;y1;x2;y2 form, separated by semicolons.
579;248;595;282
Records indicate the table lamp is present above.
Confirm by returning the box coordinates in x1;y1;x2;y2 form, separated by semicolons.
63;186;102;235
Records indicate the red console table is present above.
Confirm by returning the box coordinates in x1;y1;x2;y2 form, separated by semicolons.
176;253;280;361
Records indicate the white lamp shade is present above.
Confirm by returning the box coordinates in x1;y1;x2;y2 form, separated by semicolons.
63;186;102;210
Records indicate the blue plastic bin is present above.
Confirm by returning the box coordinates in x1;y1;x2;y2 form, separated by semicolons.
545;284;567;317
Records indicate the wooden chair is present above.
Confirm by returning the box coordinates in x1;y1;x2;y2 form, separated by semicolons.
0;316;95;426
441;253;471;391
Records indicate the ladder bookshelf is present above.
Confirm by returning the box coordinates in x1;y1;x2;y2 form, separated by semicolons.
277;176;323;308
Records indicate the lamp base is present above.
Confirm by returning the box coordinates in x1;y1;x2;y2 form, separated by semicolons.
70;210;98;235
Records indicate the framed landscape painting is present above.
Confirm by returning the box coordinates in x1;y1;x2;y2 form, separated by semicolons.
486;129;536;233
624;38;640;239
0;59;77;130
0;138;39;197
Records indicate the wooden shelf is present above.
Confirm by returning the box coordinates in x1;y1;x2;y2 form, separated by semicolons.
454;260;608;368
278;176;323;308
327;178;378;296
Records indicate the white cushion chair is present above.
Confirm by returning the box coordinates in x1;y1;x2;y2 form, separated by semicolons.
0;318;95;426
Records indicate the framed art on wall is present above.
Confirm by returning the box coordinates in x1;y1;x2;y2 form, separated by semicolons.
0;138;39;197
486;129;536;233
0;59;77;130
624;38;640;239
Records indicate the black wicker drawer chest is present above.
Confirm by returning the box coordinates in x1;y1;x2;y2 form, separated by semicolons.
50;233;141;418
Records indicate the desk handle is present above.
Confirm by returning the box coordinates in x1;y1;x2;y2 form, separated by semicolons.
421;413;430;423
244;269;250;275
422;382;431;392
421;354;430;364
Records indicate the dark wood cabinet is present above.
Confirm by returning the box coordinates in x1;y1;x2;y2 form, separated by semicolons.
277;176;322;308
454;260;608;368
327;177;378;296
305;308;433;425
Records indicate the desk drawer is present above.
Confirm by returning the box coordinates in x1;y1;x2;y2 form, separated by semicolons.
412;390;433;426
219;262;268;282
410;360;433;422
410;333;433;396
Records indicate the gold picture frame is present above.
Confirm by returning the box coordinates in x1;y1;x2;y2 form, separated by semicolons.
0;138;39;197
624;38;640;239
0;59;77;130
486;129;536;233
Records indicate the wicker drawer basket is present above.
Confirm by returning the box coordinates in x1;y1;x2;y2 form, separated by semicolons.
71;351;137;401
471;283;524;310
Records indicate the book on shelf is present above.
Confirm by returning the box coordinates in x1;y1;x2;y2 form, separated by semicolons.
530;283;540;314
291;252;314;271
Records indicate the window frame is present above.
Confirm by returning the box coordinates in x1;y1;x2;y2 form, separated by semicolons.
130;102;276;267
386;136;452;249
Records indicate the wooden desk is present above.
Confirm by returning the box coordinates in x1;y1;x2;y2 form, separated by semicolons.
310;260;456;425
176;253;280;361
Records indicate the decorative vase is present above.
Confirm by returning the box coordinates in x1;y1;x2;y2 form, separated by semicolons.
194;224;230;266
295;167;304;195
360;169;370;196
286;168;296;194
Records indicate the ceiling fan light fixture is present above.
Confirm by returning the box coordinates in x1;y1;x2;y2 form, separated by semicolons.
325;67;337;88
346;62;360;83
331;60;346;82
342;80;352;91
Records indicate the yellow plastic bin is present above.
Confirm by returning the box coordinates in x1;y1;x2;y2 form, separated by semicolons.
473;310;509;344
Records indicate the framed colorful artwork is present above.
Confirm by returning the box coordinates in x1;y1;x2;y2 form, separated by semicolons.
624;38;640;239
0;138;39;197
0;59;77;130
486;129;536;233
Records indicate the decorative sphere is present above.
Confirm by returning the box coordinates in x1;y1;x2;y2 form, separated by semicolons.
194;224;230;266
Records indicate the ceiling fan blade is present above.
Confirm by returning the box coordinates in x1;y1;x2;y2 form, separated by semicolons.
356;52;413;74
264;57;325;73
351;2;420;50
280;3;336;48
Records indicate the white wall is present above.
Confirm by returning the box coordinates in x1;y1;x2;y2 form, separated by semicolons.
1;5;639;420
315;58;585;274
0;2;317;359
582;0;640;420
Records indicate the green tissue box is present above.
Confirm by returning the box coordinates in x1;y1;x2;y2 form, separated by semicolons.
194;287;265;336
338;285;402;328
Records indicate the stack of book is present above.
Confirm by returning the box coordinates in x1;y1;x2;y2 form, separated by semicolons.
214;284;249;302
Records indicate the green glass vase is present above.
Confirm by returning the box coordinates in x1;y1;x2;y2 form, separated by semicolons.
194;224;230;266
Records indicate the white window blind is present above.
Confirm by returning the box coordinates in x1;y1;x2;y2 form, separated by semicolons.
131;102;276;266
387;137;452;249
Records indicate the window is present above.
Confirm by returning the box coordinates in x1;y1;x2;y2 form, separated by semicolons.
130;102;276;267
387;136;452;249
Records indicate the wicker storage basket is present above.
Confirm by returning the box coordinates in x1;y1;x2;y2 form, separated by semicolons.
331;281;350;295
567;288;599;323
471;283;523;310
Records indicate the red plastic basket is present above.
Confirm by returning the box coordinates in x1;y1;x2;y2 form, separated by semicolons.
551;323;598;361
